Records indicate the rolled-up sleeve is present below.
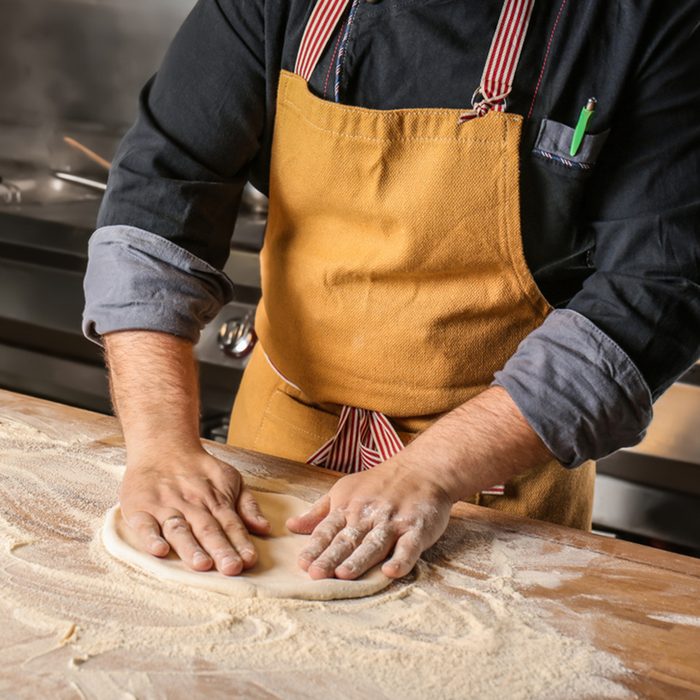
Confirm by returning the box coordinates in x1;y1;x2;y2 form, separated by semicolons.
493;310;653;467
83;226;234;345
83;0;266;343
495;2;700;467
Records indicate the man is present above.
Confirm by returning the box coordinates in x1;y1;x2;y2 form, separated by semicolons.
83;0;700;582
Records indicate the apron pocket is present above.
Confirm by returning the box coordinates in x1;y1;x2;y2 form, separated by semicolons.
255;385;417;468
531;118;610;172
254;386;341;464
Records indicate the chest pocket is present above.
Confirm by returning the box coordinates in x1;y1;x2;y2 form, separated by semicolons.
519;118;611;299
532;118;610;173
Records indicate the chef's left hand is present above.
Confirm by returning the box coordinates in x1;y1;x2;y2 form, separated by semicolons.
286;387;551;580
286;462;453;580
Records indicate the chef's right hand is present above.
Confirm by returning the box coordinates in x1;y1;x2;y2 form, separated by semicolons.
118;446;270;576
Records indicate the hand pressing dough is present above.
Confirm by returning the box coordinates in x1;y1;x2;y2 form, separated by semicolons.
102;490;393;600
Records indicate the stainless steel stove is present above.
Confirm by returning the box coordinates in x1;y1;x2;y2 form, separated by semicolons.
0;149;264;429
0;0;256;435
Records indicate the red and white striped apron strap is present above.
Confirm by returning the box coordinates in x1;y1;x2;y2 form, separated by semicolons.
294;0;352;81
307;406;403;473
295;0;534;120
262;349;505;491
261;348;403;473
459;0;535;121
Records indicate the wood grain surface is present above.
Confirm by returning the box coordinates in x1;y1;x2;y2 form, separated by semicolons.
1;389;699;699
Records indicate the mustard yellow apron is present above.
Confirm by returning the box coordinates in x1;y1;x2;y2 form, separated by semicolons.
228;0;595;530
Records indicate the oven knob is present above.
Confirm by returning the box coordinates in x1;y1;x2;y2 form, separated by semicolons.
217;315;257;359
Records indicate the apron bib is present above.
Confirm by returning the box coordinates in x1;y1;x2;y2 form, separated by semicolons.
228;0;595;530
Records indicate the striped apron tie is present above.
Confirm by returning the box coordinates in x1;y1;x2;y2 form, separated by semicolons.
307;405;403;473
263;350;505;493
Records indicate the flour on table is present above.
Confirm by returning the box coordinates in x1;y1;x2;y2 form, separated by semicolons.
0;414;635;699
647;613;700;627
103;491;391;600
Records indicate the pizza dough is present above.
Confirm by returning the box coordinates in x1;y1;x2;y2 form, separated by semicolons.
102;490;392;600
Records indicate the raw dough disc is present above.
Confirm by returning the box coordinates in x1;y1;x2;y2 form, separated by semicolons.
102;490;393;600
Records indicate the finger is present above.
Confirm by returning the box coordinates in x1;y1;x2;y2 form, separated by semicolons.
160;511;213;572
334;524;396;580
307;523;372;580
382;530;423;579
297;509;346;572
237;488;271;535
286;495;331;534
187;508;246;575
211;505;259;570
124;510;169;557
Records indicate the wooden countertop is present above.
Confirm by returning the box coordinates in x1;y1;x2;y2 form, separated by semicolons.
1;389;699;699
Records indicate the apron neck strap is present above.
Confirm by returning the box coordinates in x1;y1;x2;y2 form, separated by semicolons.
294;0;351;81
468;0;536;119
294;0;535;120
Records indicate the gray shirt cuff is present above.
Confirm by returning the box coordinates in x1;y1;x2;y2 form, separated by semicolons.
493;309;653;468
82;225;234;345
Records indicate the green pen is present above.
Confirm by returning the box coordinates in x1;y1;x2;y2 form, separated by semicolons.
569;97;597;157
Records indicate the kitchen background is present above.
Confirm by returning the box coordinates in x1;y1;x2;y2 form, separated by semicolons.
1;0;698;556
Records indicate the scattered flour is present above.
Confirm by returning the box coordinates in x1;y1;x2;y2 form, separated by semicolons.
647;613;700;627
0;413;635;699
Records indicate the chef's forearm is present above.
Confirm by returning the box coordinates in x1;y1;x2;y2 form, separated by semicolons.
395;386;553;502
104;330;203;459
